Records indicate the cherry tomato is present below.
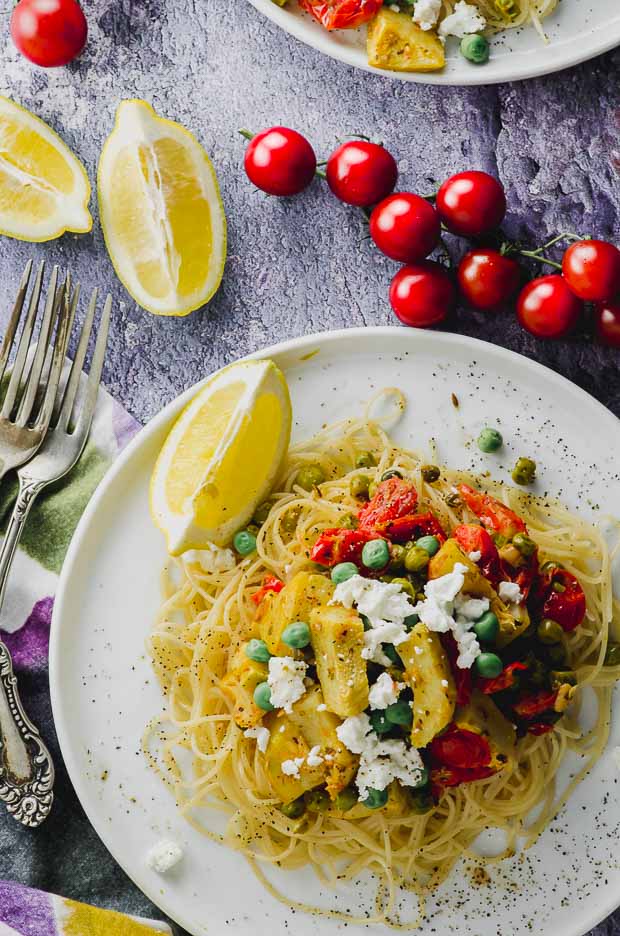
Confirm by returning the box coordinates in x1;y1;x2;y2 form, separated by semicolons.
457;248;521;311
370;193;440;263
457;484;526;539
562;239;620;302
389;261;454;328
517;275;582;339
594;299;620;348
358;477;419;531
326;141;397;207
299;0;382;29
11;0;87;67
541;569;586;633
244;127;316;197
436;171;507;237
310;528;379;567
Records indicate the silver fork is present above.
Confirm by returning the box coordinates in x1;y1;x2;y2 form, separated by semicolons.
0;284;111;828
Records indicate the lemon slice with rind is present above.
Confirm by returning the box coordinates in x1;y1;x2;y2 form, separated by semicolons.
98;99;226;317
150;360;291;554
0;95;92;241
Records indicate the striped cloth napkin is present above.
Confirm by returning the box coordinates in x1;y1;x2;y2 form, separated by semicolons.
0;388;174;935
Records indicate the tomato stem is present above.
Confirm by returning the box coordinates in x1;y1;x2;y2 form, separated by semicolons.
519;250;563;271
238;128;254;142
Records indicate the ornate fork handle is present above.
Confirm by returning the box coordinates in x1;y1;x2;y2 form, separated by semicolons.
0;475;54;826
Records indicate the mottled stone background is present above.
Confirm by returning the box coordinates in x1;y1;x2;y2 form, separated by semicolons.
0;1;619;933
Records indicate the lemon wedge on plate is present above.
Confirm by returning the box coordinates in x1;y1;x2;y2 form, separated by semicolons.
98;99;227;317
150;360;291;554
0;95;92;241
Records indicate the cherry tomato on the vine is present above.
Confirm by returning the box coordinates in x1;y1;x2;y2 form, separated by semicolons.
299;0;382;29
326;141;398;207
594;299;620;348
517;275;582;339
389;261;455;328
562;239;620;302
244;127;317;197
457;248;521;311
370;193;440;264
436;171;507;238
11;0;87;67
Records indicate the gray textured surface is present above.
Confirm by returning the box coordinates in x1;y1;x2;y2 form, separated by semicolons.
0;1;619;932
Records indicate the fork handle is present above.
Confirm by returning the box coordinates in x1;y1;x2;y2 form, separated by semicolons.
0;477;46;613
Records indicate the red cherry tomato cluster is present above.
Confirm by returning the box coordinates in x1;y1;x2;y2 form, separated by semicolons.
10;0;87;67
242;127;620;346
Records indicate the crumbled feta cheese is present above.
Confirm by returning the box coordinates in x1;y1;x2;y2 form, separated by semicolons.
498;581;524;604
244;725;270;753
438;1;486;38
281;756;305;778
337;714;425;801
268;657;308;713
369;672;399;710
412;0;441;31
146;840;184;873
183;543;236;574
413;563;482;669
306;745;324;768
454;594;490;621
332;575;415;666
468;550;482;562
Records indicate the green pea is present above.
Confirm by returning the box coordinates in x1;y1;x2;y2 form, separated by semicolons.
331;561;359;584
477;427;503;453
252;501;272;526
334;786;358;812
350;474;370;499
474;652;503;679
421;465;440;483
295;464;325;491
460;33;490;64
281;621;311;649
473;611;499;645
537;618;564;645
382;643;404;668
512;457;536;486
547;643;567;667
279;797;306;819
245;638;271;663
409;787;433;814
281;508;301;534
363;787;389;810
253;681;274;711
385;699;413;727
404;546;430;573
513;532;537;558
233;530;257;556
415;535;440;557
389;544;406;571
604;643;620;667
381;469;403;481
362;538;390;570
390;576;416;599
369;710;392;735
356;451;377;469
305;789;330;812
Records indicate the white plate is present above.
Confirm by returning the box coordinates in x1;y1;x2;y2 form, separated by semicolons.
51;328;620;936
248;0;620;85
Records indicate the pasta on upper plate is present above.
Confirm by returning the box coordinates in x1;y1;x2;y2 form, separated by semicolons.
284;0;559;73
145;378;620;927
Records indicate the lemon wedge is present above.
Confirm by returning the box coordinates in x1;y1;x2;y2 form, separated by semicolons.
0;95;92;241
150;360;291;554
98;99;226;317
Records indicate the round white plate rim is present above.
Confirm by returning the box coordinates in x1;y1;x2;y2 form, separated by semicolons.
50;326;620;936
247;0;620;86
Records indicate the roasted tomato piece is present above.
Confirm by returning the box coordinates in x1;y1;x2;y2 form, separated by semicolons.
477;661;528;695
251;575;284;605
453;523;501;586
458;484;527;540
358;477;419;532
513;689;558;719
429;724;492;770
442;633;472;706
310;528;378;567
384;511;446;544
299;0;383;30
431;763;497;794
541;569;586;633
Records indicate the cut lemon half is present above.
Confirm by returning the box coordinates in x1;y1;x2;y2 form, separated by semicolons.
150;360;291;554
98;99;226;317
0;95;92;241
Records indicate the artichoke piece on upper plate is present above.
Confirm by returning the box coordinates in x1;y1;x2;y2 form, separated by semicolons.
309;604;370;718
367;8;445;74
257;571;335;656
399;622;456;749
221;649;268;729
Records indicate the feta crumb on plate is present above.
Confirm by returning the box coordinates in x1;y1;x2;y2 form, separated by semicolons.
438;1;486;38
146;840;184;873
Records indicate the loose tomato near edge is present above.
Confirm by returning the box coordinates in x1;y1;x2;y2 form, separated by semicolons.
326;140;398;207
562;239;620;302
436;171;507;237
390;261;455;328
457;248;521;310
299;0;383;30
595;299;620;348
11;0;87;67
244;127;317;197
370;193;441;264
517;275;582;339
